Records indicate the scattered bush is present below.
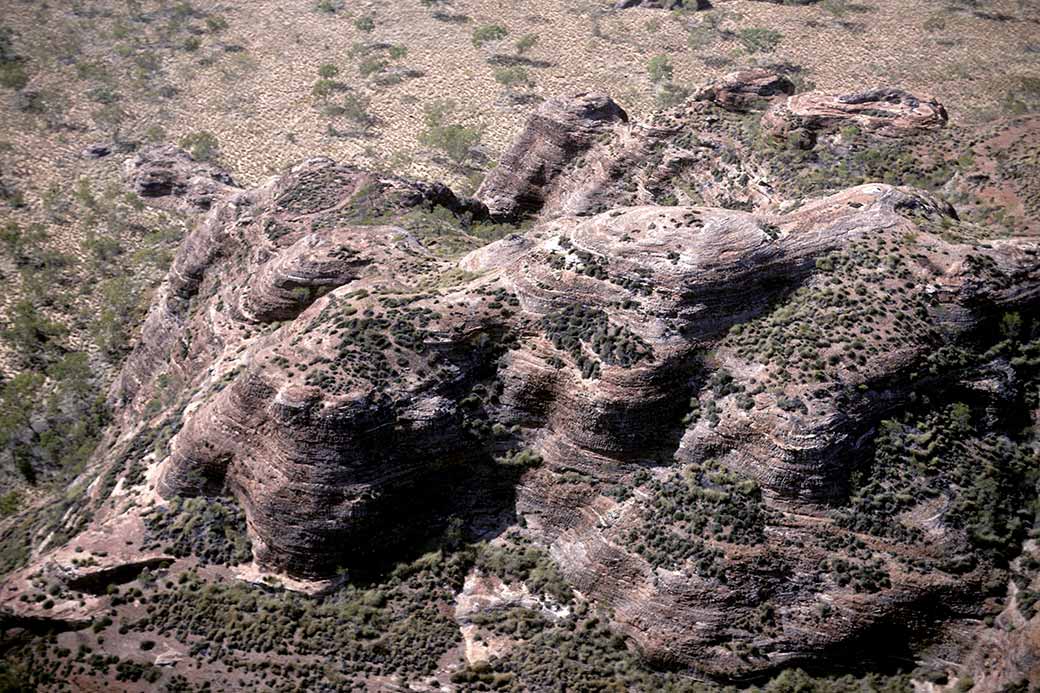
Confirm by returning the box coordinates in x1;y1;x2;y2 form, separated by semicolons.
647;54;673;83
315;0;343;13
354;15;375;33
418;100;482;165
738;28;783;53
178;130;220;162
143;496;252;566
515;33;539;54
493;66;530;89
0;26;28;90
472;24;508;48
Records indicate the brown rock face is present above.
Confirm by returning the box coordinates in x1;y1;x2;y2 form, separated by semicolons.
123;144;239;213
476;92;628;221
475;71;795;223
19;80;1040;683
763;87;949;141
122;163;1038;678
694;68;795;111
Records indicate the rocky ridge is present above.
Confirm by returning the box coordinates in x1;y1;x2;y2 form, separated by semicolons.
4;71;1040;687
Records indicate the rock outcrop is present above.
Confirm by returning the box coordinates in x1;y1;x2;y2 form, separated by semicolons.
110;145;1040;679
762;87;949;141
476;92;628;221
694;68;795;111
7;75;1040;685
123;144;239;213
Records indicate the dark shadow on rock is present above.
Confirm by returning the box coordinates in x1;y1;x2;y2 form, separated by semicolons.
327;454;526;585
64;557;175;595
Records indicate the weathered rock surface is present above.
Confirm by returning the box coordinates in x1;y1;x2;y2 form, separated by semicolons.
476;70;800;222
455;569;569;665
694;68;795;111
106;148;1039;678
123;144;239;213
476;92;628;221
763;87;949;141
80;142;112;159
8;76;1040;685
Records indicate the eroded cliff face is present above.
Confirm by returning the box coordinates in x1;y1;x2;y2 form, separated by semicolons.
6;72;1040;686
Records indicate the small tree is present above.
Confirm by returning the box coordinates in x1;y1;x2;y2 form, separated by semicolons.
358;56;388;79
738;28;782;53
494;66;530;89
472;24;508;48
179;131;220;162
647;54;673;84
91;277;141;359
515;33;539;55
340;93;374;128
1001;311;1022;341
419;100;481;166
311;79;337;100
2;300;67;367
0;26;27;90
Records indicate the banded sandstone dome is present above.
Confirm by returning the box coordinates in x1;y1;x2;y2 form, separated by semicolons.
4;71;1040;689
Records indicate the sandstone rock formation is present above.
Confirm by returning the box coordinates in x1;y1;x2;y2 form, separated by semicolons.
113;141;1040;680
694;68;795;111
123;144;239;213
476;92;627;221
6;74;1040;687
762;87;949;141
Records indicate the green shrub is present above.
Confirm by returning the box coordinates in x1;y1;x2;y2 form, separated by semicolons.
656;82;689;108
2;300;67;366
90;276;142;359
0;60;27;89
493;66;529;88
143;496;252;566
315;0;342;12
495;448;542;469
419;100;482;165
647;54;673;83
0;26;27;89
626;459;771;574
178;130;219;162
339;93;373;126
472;24;508;48
0;491;20;516
738;28;783;53
358;56;388;78
515;33;539;54
476;541;572;602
